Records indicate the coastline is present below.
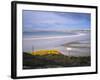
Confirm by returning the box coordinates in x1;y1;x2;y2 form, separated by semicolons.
23;32;90;56
23;33;86;40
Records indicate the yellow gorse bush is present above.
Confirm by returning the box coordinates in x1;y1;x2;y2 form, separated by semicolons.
32;49;60;55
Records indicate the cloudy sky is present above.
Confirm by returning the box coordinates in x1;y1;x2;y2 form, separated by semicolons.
23;10;91;31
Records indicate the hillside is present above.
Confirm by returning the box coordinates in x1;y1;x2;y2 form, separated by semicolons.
23;52;90;69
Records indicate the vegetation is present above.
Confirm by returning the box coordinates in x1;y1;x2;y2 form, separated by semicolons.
23;51;91;69
32;49;60;55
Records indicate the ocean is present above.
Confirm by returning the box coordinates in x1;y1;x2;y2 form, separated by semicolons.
23;31;90;56
23;31;76;38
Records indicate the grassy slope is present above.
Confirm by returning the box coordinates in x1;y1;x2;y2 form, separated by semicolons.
23;52;91;69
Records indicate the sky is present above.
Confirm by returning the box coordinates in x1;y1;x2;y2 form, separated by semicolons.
23;10;91;31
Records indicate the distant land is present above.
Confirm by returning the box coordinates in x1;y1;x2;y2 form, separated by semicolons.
23;29;90;33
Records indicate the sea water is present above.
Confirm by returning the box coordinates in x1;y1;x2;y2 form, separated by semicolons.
23;31;76;38
23;31;90;56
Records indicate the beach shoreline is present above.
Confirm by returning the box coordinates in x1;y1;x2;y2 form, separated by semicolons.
23;31;90;57
23;33;86;40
